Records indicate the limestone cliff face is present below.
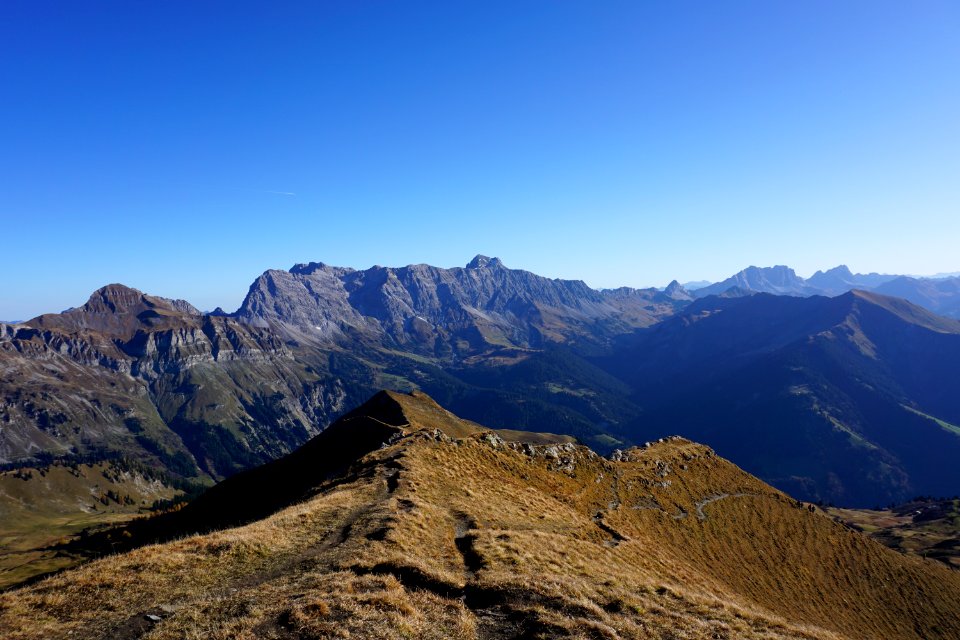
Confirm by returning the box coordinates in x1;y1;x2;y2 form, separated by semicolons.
0;286;360;479
235;255;683;353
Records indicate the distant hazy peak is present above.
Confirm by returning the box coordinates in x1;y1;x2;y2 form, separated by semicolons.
681;280;712;291
743;264;798;277
663;280;693;301
805;265;899;295
728;265;803;284
466;254;504;269
692;265;806;298
664;279;683;292
817;265;853;277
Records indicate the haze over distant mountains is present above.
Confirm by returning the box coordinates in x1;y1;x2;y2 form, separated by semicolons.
2;256;960;510
686;264;960;318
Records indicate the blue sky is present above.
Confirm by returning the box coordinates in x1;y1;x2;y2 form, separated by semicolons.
2;1;959;318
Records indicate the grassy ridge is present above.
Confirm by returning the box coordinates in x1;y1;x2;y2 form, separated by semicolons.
2;392;958;639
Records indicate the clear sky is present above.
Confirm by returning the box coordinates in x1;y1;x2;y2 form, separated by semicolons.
2;1;959;319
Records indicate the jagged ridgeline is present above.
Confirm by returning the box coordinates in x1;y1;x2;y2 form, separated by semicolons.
233;255;680;350
3;391;959;639
3;255;960;514
0;257;681;483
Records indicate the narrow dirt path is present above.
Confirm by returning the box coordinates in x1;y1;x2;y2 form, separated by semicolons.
694;493;757;520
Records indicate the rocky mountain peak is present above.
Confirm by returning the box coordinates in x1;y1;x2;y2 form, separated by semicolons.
80;284;200;316
664;280;683;294
809;265;854;283
233;255;673;353
695;265;812;298
751;265;800;282
26;283;200;338
826;264;854;277
290;261;332;275
83;284;152;314
466;254;504;269
663;280;693;301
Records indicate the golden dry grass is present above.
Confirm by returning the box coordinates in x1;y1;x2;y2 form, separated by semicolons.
2;391;959;639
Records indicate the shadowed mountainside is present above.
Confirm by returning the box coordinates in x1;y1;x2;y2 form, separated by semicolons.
611;290;960;506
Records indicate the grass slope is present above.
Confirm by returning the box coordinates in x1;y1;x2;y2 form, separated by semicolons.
2;392;959;639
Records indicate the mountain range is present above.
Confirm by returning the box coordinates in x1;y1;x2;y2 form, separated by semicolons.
689;264;960;318
4;391;959;639
232;254;681;351
1;256;959;517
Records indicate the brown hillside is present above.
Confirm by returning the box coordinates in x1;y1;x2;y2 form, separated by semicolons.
1;391;958;639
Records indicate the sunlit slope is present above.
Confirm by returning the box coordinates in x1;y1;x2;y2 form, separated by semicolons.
2;391;959;639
